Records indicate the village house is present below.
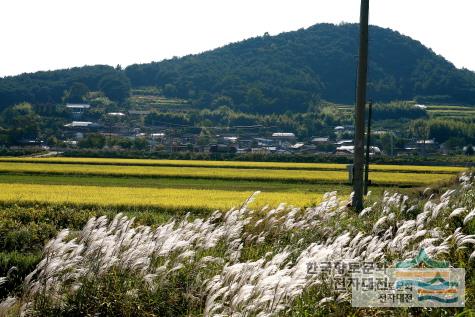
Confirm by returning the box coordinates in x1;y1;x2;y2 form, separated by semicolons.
336;145;381;156
311;137;330;145
107;112;126;117
271;132;296;148
335;139;353;147
416;139;439;153
253;137;274;147
64;121;98;129
218;136;239;145
66;103;91;119
150;133;166;146
63;121;100;140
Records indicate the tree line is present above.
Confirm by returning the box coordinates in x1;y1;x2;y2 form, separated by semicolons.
0;65;131;112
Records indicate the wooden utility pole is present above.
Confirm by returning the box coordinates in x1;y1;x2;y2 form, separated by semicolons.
352;0;370;211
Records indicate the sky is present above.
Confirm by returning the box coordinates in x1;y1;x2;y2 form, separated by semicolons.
1;0;474;77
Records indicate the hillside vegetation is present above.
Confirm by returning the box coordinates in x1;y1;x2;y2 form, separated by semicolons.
126;23;475;112
1;24;475;114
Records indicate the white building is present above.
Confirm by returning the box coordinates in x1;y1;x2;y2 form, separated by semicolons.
271;132;296;138
64;121;94;128
336;145;381;155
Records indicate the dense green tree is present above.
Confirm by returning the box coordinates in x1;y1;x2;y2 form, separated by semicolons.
410;119;430;156
1;103;41;142
428;119;475;144
98;74;131;103
132;137;147;150
465;144;474;156
444;137;465;151
0;65;117;111
162;84;178;97
372;102;427;120
410;120;430;140
116;137;132;149
65;82;89;103
78;134;106;149
211;96;234;109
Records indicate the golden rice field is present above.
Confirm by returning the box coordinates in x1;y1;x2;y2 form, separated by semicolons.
0;183;323;210
0;157;466;173
0;157;465;211
0;162;457;185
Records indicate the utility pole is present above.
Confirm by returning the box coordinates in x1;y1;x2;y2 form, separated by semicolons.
390;132;394;157
108;120;113;147
352;0;370;212
364;101;372;195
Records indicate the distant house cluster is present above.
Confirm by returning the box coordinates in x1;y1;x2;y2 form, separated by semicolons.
17;102;459;157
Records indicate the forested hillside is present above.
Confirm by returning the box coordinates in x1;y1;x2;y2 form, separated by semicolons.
125;23;475;112
0;65;129;110
1;23;475;114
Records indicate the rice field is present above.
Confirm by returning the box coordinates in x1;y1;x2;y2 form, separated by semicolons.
0;183;323;210
0;157;466;173
0;159;472;316
427;105;475;119
0;174;343;192
0;157;464;211
0;162;457;185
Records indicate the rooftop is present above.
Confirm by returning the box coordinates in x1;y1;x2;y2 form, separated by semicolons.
336;145;381;153
128;110;151;115
223;136;239;142
416;139;436;144
312;137;330;142
64;121;94;128
335;139;353;145
291;142;305;149
66;104;91;109
272;132;295;138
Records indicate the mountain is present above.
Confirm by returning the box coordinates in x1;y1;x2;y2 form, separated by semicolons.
1;23;475;113
0;65;119;109
125;23;475;112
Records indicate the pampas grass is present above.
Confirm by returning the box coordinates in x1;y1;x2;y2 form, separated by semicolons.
1;173;474;316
